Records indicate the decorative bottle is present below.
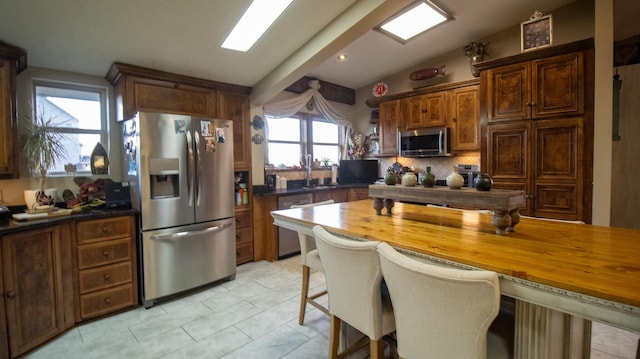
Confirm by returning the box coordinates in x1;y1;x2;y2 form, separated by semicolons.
401;172;417;186
422;167;436;188
446;166;464;189
474;173;493;191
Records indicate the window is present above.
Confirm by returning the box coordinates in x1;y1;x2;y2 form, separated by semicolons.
33;81;108;175
266;113;340;167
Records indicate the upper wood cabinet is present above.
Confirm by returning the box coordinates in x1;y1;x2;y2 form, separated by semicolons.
485;51;584;123
377;99;400;157
218;91;251;170
448;85;480;151
105;62;251;122
403;92;446;130
0;43;27;179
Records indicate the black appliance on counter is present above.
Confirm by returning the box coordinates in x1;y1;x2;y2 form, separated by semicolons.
338;160;379;184
456;164;481;188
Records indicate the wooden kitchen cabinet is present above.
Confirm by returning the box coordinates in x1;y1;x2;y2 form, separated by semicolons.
219;91;251;170
0;43;26;179
377;99;400;157
235;208;253;265
313;188;349;203
403;92;446;130
74;215;137;321
485;51;584;123
349;187;370;201
1;224;74;358
448;85;480;151
480;39;594;223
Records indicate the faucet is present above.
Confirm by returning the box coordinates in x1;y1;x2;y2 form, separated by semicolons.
306;153;312;186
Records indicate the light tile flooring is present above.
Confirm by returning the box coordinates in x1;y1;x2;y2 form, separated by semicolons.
26;256;639;359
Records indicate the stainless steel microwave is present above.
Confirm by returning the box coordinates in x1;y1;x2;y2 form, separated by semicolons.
400;127;451;157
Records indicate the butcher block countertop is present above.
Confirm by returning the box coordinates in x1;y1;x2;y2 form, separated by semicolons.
271;200;640;326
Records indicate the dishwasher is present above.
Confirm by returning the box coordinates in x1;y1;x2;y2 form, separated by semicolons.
277;193;313;258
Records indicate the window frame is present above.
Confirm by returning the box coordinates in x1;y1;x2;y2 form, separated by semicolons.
32;79;109;176
266;112;341;167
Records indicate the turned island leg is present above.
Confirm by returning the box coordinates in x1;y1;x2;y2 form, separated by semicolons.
372;198;383;215
492;210;512;235
383;199;394;215
507;209;521;232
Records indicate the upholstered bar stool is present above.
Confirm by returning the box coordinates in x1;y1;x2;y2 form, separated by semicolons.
377;242;500;359
290;199;334;325
312;225;395;359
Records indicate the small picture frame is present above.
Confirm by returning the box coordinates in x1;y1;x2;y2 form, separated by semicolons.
521;11;552;52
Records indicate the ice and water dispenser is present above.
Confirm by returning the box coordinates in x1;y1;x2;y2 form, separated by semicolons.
149;158;180;198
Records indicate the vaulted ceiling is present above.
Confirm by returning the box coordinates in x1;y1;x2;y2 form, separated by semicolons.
0;0;637;105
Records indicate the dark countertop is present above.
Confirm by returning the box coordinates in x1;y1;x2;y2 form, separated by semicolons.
0;207;138;235
253;182;370;197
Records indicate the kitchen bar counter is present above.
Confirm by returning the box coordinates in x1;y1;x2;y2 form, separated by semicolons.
252;183;369;197
271;200;640;356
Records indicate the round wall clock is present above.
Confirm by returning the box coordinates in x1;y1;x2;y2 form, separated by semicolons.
372;82;389;97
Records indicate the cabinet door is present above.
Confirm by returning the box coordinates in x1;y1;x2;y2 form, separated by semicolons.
218;91;251;169
2;226;65;357
532;52;584;118
449;85;480;151
486;62;530;122
486;122;531;215
0;244;7;359
378;100;399;156
349;188;370;201
124;76;216;120
405;93;446;129
313;189;348;203
0;59;17;179
532;118;583;220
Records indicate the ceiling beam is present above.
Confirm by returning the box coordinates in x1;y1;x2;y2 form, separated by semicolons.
250;0;413;106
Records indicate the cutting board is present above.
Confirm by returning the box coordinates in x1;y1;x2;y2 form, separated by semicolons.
13;209;73;221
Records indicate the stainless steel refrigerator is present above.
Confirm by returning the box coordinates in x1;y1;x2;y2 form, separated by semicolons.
122;112;236;308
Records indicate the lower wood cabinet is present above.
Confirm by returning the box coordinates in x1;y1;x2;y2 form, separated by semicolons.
1;223;74;359
74;215;138;322
235;209;253;265
349;187;371;201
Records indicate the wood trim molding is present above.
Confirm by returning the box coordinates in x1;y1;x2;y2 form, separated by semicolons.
285;76;355;105
0;41;27;73
365;78;480;108
105;62;251;95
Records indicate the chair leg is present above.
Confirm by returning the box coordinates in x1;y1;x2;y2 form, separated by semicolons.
299;265;311;325
369;338;384;359
329;315;341;359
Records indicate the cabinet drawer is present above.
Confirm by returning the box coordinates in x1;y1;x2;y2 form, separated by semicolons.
236;227;252;245
79;284;135;320
236;242;253;265
77;238;132;269
77;217;131;244
235;211;252;229
78;261;132;294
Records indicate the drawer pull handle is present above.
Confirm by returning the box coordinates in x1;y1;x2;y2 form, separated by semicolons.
6;291;15;299
104;273;110;281
103;251;110;257
104;297;111;304
101;227;110;235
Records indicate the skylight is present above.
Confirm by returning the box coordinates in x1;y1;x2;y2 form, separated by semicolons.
377;1;450;43
221;0;294;52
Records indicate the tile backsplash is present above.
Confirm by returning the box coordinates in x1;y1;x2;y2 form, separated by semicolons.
378;154;480;181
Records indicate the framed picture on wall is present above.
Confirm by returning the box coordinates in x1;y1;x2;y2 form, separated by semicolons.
521;11;552;52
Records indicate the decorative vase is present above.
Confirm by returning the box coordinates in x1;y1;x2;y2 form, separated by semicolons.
422;167;436;188
24;188;57;209
474;173;493;191
401;172;417;186
469;55;484;77
446;166;464;189
384;172;396;185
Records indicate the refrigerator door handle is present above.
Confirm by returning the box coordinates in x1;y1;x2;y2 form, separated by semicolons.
194;130;202;205
186;130;195;207
149;222;234;242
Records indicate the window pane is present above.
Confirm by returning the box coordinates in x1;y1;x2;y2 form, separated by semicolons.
35;85;102;130
313;145;340;165
50;133;101;173
313;121;339;144
268;143;301;167
267;117;300;141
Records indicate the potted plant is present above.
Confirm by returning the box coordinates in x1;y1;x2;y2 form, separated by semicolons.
21;107;67;209
464;41;489;77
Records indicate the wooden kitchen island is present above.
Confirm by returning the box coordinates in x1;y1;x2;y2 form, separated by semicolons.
271;200;640;358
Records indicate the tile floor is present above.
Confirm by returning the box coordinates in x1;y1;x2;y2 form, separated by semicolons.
26;256;639;359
